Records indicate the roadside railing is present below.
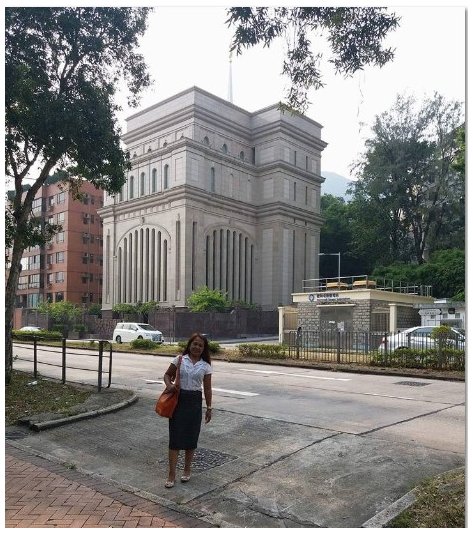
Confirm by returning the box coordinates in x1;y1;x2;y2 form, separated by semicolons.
14;338;113;392
285;330;465;370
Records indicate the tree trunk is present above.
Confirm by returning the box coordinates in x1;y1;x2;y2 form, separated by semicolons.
5;240;24;385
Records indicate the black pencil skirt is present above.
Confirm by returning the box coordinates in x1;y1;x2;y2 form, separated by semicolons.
169;389;203;450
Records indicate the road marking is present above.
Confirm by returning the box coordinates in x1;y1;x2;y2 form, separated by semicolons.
362;392;415;401
144;380;259;397
239;369;351;382
213;388;259;397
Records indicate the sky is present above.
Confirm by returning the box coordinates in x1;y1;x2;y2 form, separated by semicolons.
116;4;466;180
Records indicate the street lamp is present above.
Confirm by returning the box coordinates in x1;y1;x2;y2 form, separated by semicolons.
318;252;341;285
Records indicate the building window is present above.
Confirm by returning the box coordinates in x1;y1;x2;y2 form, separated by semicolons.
56;191;66;204
152;168;157;193
240;151;245;160
129;176;134;199
56;212;65;223
47;273;53;285
55;272;64;283
56;292;64;302
163;165;169;189
222;143;228;154
140;172;145;196
55;251;64;263
210;167;215;193
203;136;209;146
293;182;297;201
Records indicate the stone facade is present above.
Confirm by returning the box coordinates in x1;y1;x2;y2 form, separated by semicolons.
99;87;326;311
290;288;434;334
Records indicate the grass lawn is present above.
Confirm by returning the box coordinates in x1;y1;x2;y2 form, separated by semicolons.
5;370;92;426
387;468;465;527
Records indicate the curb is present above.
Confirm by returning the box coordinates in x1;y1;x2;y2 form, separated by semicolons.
28;393;139;431
361;490;416;527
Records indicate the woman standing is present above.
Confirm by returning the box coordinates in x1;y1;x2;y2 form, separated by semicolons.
163;332;212;488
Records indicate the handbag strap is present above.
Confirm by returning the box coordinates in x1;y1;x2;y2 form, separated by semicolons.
174;355;182;388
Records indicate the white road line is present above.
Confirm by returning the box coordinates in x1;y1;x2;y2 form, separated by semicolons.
361;392;415;401
213;388;259;397
239;369;351;382
144;380;258;397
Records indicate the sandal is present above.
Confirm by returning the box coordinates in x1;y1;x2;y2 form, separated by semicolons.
165;480;175;488
180;474;191;483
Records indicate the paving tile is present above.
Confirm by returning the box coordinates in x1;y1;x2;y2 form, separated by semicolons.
5;444;212;528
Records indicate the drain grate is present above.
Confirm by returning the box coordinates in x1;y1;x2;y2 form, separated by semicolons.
394;381;430;387
177;448;237;473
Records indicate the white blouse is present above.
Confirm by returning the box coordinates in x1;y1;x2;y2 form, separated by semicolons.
172;354;212;391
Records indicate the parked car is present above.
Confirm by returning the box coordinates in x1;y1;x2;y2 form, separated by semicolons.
378;326;465;352
112;322;163;344
19;326;42;332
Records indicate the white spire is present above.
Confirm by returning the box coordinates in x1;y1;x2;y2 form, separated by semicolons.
227;48;233;103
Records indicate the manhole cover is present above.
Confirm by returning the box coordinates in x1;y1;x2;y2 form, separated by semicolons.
394;381;430;387
177;448;237;473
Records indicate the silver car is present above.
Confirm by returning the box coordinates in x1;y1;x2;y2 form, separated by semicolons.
379;326;465;352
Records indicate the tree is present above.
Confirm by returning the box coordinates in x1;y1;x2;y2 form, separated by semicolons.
36;300;82;335
5;7;152;384
350;93;464;266
227;7;399;112
187;287;230;313
319;194;370;277
372;248;464;299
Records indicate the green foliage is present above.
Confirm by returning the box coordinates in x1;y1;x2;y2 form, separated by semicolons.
87;303;102;316
351;93;464;266
112;303;138;316
231;300;257;310
227;7;399;112
36;301;82;324
136;301;159;314
372;248;464;299
12;330;62;341
177;340;221;354
187;286;230;312
370;347;464;371
238;343;286;359
130;338;158;350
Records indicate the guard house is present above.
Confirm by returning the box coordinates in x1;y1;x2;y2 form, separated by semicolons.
414;299;465;329
279;275;435;341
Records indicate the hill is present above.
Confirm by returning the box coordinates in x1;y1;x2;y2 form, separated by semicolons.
321;171;354;200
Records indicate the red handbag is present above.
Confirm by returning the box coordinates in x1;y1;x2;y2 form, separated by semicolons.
155;356;182;418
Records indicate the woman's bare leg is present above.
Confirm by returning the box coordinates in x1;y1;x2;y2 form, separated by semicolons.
183;449;195;477
168;449;179;482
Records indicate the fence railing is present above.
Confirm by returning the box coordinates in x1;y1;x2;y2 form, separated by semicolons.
285;330;465;370
14;338;113;392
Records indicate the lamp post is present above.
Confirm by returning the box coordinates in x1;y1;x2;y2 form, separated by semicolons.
318;252;341;285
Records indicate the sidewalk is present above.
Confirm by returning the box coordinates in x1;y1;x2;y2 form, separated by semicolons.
5;442;211;528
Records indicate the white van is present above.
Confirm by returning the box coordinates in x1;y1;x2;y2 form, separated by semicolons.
112;323;163;344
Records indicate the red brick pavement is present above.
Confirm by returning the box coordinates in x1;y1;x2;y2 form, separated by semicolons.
5;443;211;528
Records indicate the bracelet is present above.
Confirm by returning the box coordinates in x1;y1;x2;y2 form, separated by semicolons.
206;407;212;410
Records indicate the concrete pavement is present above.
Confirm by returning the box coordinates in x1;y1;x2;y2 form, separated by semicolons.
5;382;464;528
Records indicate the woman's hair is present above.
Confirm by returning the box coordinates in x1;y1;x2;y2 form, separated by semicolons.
183;332;211;364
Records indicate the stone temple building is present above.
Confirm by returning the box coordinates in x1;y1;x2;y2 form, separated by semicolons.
99;87;327;313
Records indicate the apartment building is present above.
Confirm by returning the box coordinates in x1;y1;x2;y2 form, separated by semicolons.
13;176;104;326
99;87;327;312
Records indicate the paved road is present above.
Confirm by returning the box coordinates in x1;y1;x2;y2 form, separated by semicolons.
10;346;465;527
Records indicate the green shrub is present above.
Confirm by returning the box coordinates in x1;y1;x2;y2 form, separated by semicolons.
370;347;464;371
177;340;221;354
12;330;62;341
130;338;159;350
238;343;286;359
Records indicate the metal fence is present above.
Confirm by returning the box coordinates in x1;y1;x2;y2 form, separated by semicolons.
14;338;113;392
285;330;465;370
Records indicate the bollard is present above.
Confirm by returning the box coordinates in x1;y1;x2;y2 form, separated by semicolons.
337;331;341;363
33;337;38;378
98;340;104;392
62;338;66;384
